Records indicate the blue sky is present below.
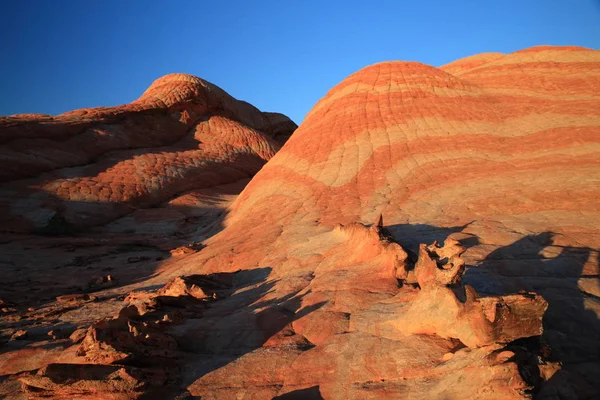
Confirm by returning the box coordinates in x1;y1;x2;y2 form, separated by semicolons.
1;1;599;124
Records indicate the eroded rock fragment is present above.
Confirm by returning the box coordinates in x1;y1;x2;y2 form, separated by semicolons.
333;214;409;281
77;306;180;364
10;329;28;341
157;276;210;299
391;239;548;347
56;293;96;305
20;363;146;399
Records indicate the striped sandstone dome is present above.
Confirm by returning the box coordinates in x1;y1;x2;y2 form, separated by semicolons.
164;46;600;398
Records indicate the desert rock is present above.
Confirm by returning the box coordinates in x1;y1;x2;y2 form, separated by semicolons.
0;73;296;234
1;46;599;399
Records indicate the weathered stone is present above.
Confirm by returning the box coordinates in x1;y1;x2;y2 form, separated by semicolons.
9;329;28;341
2;46;600;399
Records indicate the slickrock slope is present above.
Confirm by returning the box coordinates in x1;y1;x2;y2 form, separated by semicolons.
2;46;600;399
0;73;296;233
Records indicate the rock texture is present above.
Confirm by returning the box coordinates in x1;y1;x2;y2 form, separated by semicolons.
2;46;600;399
0;73;296;234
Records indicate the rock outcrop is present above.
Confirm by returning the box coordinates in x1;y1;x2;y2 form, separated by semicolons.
390;239;548;348
0;73;296;234
173;45;600;399
1;46;599;399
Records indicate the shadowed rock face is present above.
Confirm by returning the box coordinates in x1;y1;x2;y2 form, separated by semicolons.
1;46;600;399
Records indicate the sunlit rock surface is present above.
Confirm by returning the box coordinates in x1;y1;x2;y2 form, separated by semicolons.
0;73;296;234
1;46;600;399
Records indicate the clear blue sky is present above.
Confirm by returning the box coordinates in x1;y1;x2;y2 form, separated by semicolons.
1;1;599;124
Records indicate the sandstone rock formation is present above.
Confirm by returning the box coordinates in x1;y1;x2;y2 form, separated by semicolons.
0;73;296;234
1;46;600;399
389;239;548;348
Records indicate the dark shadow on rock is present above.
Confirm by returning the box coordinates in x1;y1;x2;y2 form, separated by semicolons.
387;221;477;250
463;232;600;399
0;193;237;358
273;385;323;399
37;266;326;398
0;178;243;304
386;221;479;265
171;268;327;393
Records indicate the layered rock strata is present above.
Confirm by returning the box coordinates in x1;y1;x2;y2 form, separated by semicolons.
0;74;296;233
2;46;599;399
